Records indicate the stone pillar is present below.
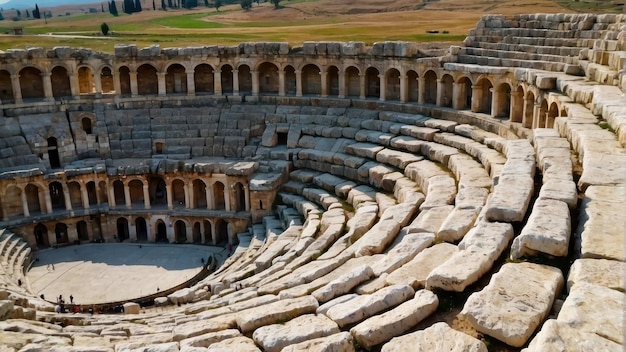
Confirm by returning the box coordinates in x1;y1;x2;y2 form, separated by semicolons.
244;186;250;211
63;187;72;211
399;74;407;102
338;71;346;98
81;184;89;209
470;85;482;113
143;184;151;209
436;79;445;106
93;71;103;98
67;226;78;243
157;72;167;96
213;69;222;95
205;187;211;210
21;189;30;218
320;71;328;97
295;70;302;97
251;70;259;96
1;201;7;221
113;69;122;97
278;70;286;96
489;88;497;117
108;185;116;208
44;191;53;214
129;71;139;97
184;183;190;209
378;74;385;101
232;69;239;96
42;73;54;102
166;183;173;210
417;77;426;105
186;71;195;96
11;74;23;104
69;72;80;98
452;82;463;110
510;91;523;123
532;103;541;129
224;183;231;211
359;73;366;99
124;183;132;209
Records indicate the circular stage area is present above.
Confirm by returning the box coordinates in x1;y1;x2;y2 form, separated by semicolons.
27;243;226;304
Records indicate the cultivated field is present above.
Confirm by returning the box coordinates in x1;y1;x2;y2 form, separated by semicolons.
0;0;622;52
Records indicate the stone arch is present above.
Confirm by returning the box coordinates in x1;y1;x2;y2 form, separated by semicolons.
440;74;454;107
0;69;14;103
86;181;98;206
365;67;380;98
20;67;44;100
25;183;43;215
49;181;65;211
34;223;49;248
233;182;246;212
155;219;168;242
135;217;148;242
238;64;252;94
547;102;559;128
194;63;214;94
538;99;548;128
165;63;187;94
4;185;23;218
113;180;125;206
118;66;131;95
302;64;321;96
116;217;129;241
221;64;234;94
128;179;144;206
385;68;400;101
424;70;437;104
258;62;279;94
51;66;72;98
47;137;61;169
511;85;525;123
284;65;296;95
175;219;187;243
137;64;158;95
215;219;228;245
81;116;93;134
68;181;83;209
203;219;212;244
524;90;535;128
77;220;89;241
456;76;472;109
172;179;186;207
192;179;207;209
474;77;493;114
193;222;202;243
213;181;225;210
406;70;418;102
150;176;167;207
55;223;69;245
98;180;108;204
494;82;511;118
327;66;340;96
345;66;360;97
77;66;94;94
100;66;114;93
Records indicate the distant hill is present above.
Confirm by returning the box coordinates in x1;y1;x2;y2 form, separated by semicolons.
1;0;101;10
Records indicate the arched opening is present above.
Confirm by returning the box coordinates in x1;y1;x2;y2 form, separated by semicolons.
258;62;279;94
365;67;380;98
385;68;400;101
86;181;98;206
118;66;131;96
19;67;44;100
172;179;186;207
77;220;89;242
150;177;167;207
345;66;360;97
78;66;94;94
440;74;454;107
25;184;43;215
4;186;23;218
68;182;83;209
234;182;245;212
193;222;202;243
423;70;437;104
135;217;148;242
192;179;207;209
92;217;103;242
511;86;524;123
560;108;568;117
35;223;49;248
538;99;548;128
137;64;158;95
49;182;65;211
156;220;168;242
0;70;14;103
203;220;212;244
221;65;233;94
238;64;252;95
406;70;418;102
100;67;114;93
547;102;559;128
194;64;214;94
495;83;511;118
55;223;69;245
129;179;144;206
456;77;472;109
213;181;225;210
51;66;71;98
282;65;295;95
116;217;129;242
327;66;340;96
215;220;228;245
155;142;164;155
175;220;187;243
302;64;321;96
166;64;187;94
524;91;535;128
113;180;125;206
81;117;93;134
47;137;61;169
98;181;108;204
475;78;493;114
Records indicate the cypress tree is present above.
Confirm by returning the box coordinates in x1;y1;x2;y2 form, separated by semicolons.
134;0;142;12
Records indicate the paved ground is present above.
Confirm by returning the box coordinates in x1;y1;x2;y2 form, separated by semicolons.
26;243;228;304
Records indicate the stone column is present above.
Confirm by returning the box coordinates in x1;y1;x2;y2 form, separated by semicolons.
67;226;78;243
489;88;498;117
359;73;366;99
452;82;463;110
69;72;80;98
244;186;250;211
157;72;167;97
224;183;231;211
378;74;385;101
532;103;541;128
510;91;523;123
166;183;173;210
81;184;89;209
184;183;190;209
213;69;222;95
436;79;445;106
93;71;103;98
338;70;346;98
1;201;8;221
108;185;116;208
320;71;328;97
186;71;195;96
129;71;139;97
205;187;211;210
143;184;151;209
251;70;259;96
124;183;131;209
113;69;122;96
417;77;426;105
399;74;407;102
42;72;54;102
470;85;482;113
11;74;23;104
295;70;303;97
21;189;30;218
63;187;72;211
232;69;240;96
278;70;286;96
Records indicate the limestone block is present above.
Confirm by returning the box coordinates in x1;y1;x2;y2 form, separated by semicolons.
407;205;454;234
557;282;624;344
376;148;423;169
172;317;236;341
485;174;534;222
454;186;489;209
117;342;178;352
180;329;242;349
350;290;438;349
236;296;319;332
461;262;564;347
0;300;13;320
522;319;622;352
538;179;577;209
122;302;140;314
252;314;340;352
205;336;260;351
168;288;196;305
281;332;354;352
511;199;571;259
567;258;626;292
324;284;415;328
370;232;435;276
436;207;481;242
312;265;374;303
352;202;417;257
420;175;457;210
386;243;458;288
382;322;487;352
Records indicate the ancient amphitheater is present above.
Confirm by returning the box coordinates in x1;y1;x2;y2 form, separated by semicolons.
0;12;624;352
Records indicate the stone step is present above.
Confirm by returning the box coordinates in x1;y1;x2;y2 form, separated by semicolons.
458;54;567;72
476;41;583;57
459;46;579;64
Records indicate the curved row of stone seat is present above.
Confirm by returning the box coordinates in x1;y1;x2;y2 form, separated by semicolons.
0;230;33;295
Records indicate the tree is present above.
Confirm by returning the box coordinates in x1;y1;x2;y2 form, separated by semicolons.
16;9;21;18
134;0;142;12
101;3;105;12
161;0;167;10
269;0;280;9
109;0;119;16
184;0;197;8
167;0;173;7
0;12;4;21
25;9;30;18
152;0;156;10
33;4;41;18
240;0;251;10
204;0;208;7
214;0;221;10
101;22;110;35
123;0;135;13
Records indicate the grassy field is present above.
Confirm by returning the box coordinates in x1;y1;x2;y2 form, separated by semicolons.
0;0;621;53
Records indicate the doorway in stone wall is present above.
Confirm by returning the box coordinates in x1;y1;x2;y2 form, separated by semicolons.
156;221;168;242
47;137;61;169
